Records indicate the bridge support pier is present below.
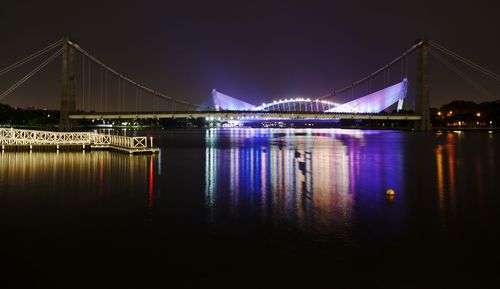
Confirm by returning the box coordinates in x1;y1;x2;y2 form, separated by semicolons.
415;38;431;131
59;37;77;131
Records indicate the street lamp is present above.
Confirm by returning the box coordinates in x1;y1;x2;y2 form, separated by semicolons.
475;113;482;127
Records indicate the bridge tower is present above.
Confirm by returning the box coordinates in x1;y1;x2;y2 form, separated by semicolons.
59;37;77;131
415;38;431;131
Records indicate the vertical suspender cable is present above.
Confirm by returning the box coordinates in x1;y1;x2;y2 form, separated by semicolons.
154;92;157;112
82;55;85;111
123;79;125;111
100;66;103;112
400;58;403;81
118;77;121;112
122;80;125;112
405;56;408;79
105;71;108;112
88;59;91;112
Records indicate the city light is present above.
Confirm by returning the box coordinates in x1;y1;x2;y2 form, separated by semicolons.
476;112;481;117
437;111;442;116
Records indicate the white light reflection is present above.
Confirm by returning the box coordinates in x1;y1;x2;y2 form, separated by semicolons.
204;128;375;234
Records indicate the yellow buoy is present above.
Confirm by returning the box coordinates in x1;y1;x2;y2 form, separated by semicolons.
386;189;395;196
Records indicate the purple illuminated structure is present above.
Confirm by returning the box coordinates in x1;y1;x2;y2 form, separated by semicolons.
325;79;408;113
211;89;256;111
210;79;408;113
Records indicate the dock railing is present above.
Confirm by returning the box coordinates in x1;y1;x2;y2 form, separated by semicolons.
1;128;157;154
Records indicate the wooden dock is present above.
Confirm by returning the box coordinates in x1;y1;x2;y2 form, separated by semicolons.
0;128;159;154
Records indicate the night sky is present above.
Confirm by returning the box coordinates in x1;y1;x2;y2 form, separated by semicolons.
0;0;498;109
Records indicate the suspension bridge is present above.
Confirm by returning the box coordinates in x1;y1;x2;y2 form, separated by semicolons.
1;36;499;150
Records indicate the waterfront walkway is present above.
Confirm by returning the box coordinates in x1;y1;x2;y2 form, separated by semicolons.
0;128;159;154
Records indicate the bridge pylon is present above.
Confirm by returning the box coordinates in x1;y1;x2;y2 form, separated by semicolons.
59;36;77;131
415;37;431;131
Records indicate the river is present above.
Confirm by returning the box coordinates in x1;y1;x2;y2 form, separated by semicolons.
1;128;499;288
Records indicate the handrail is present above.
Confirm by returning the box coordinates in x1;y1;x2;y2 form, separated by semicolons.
0;128;148;149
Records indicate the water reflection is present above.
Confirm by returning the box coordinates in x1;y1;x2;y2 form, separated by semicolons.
435;132;460;226
204;128;406;235
0;152;156;208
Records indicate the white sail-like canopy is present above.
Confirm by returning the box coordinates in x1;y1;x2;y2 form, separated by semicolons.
325;79;408;113
211;89;256;111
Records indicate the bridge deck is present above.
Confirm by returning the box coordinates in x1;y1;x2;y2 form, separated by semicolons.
69;111;422;121
0;128;158;154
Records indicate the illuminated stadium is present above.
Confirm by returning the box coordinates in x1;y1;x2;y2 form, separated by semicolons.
209;79;408;114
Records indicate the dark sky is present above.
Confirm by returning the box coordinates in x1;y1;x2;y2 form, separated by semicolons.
0;0;498;109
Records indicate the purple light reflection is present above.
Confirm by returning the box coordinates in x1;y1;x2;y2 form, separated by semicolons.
204;128;407;237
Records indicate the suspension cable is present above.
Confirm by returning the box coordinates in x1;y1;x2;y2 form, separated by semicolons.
0;39;62;76
429;48;495;100
318;40;423;99
0;48;63;101
429;40;499;82
66;40;201;109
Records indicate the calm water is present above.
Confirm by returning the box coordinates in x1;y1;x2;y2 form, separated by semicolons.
1;129;499;288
